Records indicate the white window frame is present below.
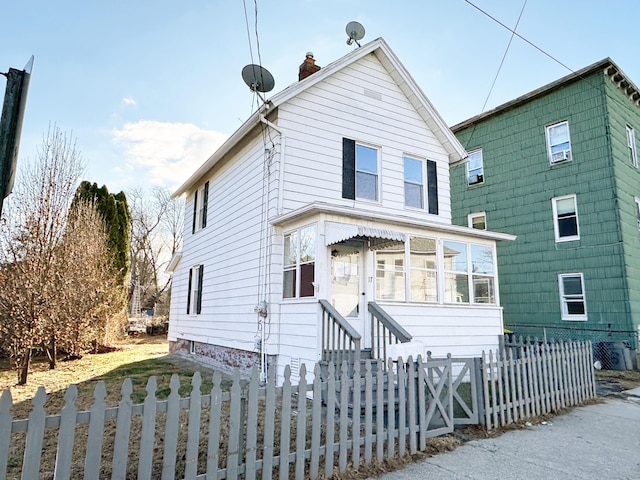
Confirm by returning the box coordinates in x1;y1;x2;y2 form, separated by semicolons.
468;212;487;230
403;156;424;209
187;264;204;316
546;121;572;164
283;224;317;299
635;197;640;231
558;273;587;321
627;125;638;168
466;149;484;185
552;194;580;242
355;143;380;202
193;183;208;233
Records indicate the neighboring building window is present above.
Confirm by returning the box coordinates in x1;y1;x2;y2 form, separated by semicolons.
626;125;638;167
466;149;484;185
546;121;572;164
283;224;316;299
191;181;209;234
468;212;487;230
552;195;580;242
409;237;437;302
635;197;640;231
404;156;424;209
375;247;406;301
186;265;204;315
558;273;587;321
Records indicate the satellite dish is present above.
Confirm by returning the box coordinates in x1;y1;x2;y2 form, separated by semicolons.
345;21;365;47
241;64;275;93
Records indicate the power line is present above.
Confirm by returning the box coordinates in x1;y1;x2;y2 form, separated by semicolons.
480;0;528;113
464;0;574;74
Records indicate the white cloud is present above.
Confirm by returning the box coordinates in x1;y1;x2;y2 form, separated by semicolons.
112;120;227;189
122;96;136;105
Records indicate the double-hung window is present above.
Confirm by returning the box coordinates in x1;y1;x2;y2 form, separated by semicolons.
635;197;640;231
626;125;638;167
552;195;580;242
443;241;470;303
186;265;204;315
558;273;587;320
342;138;379;202
402;156;439;214
283;224;316;299
192;181;209;234
466;149;484;185
404;157;424;209
546;121;572;164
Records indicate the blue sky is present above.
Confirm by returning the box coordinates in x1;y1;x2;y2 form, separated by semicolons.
2;0;639;193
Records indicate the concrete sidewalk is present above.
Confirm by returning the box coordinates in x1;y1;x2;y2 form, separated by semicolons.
370;388;640;480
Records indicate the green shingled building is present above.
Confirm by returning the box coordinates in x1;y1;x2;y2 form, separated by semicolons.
450;58;640;368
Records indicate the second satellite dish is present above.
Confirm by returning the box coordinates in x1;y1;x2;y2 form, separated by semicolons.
346;21;365;47
241;64;275;93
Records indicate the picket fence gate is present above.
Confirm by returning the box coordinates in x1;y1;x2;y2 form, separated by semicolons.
481;339;597;430
0;356;457;480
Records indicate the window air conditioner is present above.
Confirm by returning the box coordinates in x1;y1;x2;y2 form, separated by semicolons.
468;174;483;185
552;150;571;162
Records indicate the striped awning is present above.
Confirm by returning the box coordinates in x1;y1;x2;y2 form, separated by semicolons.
325;221;405;248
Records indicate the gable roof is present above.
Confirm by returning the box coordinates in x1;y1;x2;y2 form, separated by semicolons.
452;58;640;132
173;37;466;197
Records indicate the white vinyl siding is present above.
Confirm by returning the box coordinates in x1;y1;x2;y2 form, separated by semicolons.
278;53;452;223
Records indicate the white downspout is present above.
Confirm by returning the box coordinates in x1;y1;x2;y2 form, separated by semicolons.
258;114;285;382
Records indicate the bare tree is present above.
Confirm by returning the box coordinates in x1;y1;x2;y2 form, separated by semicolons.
128;187;183;317
0;126;125;384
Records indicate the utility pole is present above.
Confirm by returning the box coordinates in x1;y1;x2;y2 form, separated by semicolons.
0;56;33;216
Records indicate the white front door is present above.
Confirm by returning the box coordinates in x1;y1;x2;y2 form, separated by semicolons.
330;241;368;347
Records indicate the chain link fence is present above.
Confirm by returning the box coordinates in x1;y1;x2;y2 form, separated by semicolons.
504;324;638;371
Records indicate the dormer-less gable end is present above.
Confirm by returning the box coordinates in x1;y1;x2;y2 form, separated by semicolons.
174;37;467;198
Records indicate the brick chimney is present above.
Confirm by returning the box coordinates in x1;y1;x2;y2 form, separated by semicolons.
298;52;321;81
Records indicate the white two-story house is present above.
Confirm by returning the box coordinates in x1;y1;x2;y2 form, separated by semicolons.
168;38;515;381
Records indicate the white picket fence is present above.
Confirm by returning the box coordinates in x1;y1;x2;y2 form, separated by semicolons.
481;339;597;430
0;356;455;480
0;340;597;478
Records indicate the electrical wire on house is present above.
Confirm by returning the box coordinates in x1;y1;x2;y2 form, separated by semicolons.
243;0;276;382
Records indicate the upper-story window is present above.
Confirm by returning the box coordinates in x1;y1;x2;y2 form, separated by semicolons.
626;125;638;167
558;273;587;321
552;194;580;242
342;138;379;202
192;181;209;234
546;121;572;164
468;212;487;230
283;224;316;299
466;149;484;185
635;197;640;231
404;156;424;209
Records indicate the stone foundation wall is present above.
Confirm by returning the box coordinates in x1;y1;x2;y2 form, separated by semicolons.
169;339;276;377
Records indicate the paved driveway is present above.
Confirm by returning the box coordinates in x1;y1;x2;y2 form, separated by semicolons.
370;388;640;480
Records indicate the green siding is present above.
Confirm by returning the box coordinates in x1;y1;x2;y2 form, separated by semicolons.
451;69;638;347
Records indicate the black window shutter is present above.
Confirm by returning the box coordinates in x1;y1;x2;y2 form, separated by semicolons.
196;265;204;314
427;160;439;215
192;190;198;234
186;268;192;314
202;182;209;229
342;138;356;200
